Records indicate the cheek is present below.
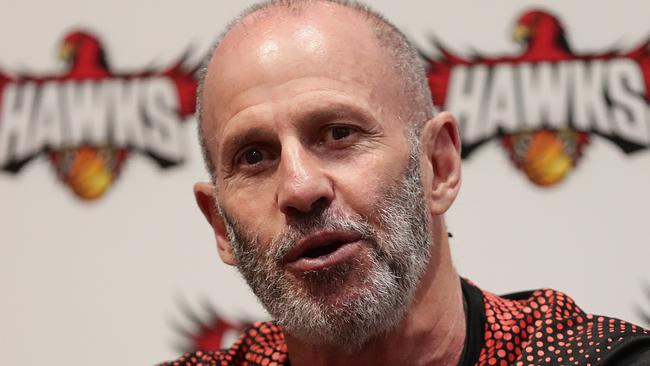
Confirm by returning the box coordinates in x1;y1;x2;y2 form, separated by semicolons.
329;150;407;217
221;181;283;242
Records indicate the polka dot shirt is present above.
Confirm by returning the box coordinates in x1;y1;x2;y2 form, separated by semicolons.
160;279;650;365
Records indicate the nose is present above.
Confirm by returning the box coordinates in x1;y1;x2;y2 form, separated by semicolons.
276;143;334;217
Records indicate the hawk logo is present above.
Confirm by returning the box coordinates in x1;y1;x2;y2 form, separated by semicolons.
425;9;650;186
0;30;198;200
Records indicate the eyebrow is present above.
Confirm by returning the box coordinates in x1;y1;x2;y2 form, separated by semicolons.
293;101;376;128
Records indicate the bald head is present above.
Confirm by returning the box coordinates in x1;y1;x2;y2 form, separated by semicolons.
197;0;435;180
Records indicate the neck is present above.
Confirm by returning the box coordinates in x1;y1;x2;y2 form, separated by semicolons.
285;216;466;366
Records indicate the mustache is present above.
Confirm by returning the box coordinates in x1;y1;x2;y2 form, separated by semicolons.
268;207;376;264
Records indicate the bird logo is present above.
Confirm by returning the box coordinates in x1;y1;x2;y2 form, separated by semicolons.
0;30;199;200
424;9;650;187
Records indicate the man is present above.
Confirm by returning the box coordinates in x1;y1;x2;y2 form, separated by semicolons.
163;1;650;365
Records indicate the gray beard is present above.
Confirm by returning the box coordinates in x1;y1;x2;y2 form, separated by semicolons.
221;138;431;352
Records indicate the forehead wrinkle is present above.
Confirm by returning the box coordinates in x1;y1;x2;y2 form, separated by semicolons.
288;99;380;131
221;88;374;140
219;77;375;124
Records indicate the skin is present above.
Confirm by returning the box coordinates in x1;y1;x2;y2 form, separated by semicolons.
194;2;465;365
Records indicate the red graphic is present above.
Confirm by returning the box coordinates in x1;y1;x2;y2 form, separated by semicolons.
172;299;251;352
424;9;650;186
0;30;199;200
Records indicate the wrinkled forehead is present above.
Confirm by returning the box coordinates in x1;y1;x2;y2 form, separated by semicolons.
201;2;398;133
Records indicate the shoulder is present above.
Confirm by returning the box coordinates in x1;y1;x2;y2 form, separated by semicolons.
479;286;650;365
158;321;289;366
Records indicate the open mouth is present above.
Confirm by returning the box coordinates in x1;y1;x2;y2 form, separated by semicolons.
284;232;363;272
300;240;347;259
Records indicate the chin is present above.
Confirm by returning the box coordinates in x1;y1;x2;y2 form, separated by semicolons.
294;255;375;301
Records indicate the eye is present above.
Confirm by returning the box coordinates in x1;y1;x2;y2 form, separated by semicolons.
235;146;275;170
331;126;352;140
322;125;358;146
244;148;264;165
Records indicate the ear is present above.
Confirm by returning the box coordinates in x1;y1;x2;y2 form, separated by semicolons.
193;182;236;265
421;111;462;215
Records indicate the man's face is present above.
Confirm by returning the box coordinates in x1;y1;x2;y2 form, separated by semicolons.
200;4;433;349
223;138;431;351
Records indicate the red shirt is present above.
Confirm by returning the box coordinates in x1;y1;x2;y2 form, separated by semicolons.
161;279;650;365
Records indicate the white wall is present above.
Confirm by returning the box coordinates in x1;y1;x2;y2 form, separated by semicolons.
0;1;648;365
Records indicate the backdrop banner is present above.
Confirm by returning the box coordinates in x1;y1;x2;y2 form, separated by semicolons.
0;1;649;365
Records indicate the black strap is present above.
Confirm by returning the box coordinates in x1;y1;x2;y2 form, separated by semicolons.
457;278;486;366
